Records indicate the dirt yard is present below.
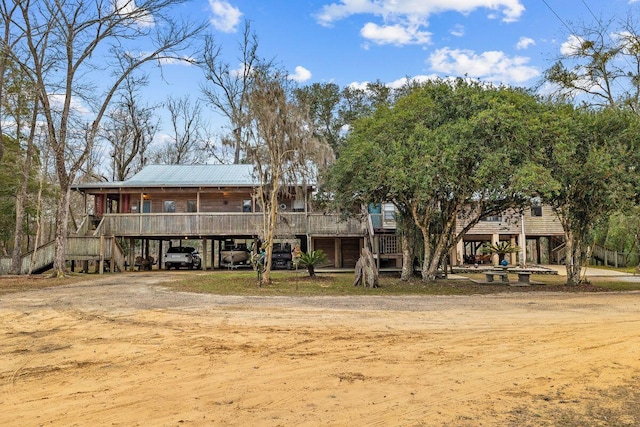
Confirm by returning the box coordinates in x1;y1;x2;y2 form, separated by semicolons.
2;273;640;426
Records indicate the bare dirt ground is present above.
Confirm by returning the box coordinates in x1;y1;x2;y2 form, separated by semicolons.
2;273;640;426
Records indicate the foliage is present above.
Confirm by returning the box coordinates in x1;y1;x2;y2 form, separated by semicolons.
245;66;332;285
481;242;520;262
325;78;543;282
297;250;329;277
522;106;640;284
544;16;640;110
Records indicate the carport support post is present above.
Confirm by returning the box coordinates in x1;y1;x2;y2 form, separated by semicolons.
158;240;163;269
128;238;135;271
491;233;500;266
202;239;208;270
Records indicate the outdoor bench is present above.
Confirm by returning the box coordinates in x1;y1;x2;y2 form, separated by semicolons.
516;271;531;284
485;270;509;283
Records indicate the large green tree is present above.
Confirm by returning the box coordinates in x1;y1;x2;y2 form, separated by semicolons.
524;106;640;284
327;79;541;282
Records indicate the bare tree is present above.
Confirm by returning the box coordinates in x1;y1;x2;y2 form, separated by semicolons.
247;66;333;285
545;15;640;110
4;65;40;274
200;20;267;164
0;1;21;164
153;95;208;165
102;73;158;181
3;0;206;276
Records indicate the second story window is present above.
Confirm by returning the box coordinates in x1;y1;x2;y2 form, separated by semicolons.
163;200;176;213
383;203;395;221
187;200;197;213
242;199;252;213
481;215;501;222
531;197;542;217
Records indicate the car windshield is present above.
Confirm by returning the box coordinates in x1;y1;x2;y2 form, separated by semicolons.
167;247;194;253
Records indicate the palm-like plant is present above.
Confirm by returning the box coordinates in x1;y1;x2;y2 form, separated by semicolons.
297;250;328;277
482;242;520;263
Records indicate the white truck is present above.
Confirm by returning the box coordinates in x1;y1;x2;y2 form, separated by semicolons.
164;246;202;270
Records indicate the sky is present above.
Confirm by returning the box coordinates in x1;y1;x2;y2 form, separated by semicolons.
136;0;640;145
167;0;639;88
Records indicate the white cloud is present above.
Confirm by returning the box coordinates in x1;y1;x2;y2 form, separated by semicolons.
289;66;312;83
560;34;584;56
516;36;535;50
387;74;441;89
48;94;91;115
114;0;154;28
429;47;540;84
450;24;465;37
316;0;524;47
208;0;242;33
316;0;525;26
360;22;431;45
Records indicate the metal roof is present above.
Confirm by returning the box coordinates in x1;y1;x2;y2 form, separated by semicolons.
127;164;257;186
73;164;258;190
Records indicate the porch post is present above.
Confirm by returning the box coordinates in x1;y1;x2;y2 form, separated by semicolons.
491;233;500;266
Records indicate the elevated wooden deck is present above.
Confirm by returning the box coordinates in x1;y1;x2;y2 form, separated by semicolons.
95;212;366;238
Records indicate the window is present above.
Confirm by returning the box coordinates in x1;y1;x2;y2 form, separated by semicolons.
163;200;176;213
187;200;197;213
242;199;252;213
481;215;501;222
383;203;395;221
531;197;542;217
292;199;305;212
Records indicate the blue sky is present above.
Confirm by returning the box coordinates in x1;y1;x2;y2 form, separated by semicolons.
137;0;639;146
182;0;638;89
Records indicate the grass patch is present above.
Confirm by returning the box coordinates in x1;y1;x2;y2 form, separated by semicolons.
162;270;640;296
2;269;640;297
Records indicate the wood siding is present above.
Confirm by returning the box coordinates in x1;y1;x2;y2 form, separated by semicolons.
456;206;564;237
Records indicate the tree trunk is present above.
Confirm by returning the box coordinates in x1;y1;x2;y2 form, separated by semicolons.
11;105;38;275
353;247;378;287
52;185;72;277
564;230;584;286
400;231;413;281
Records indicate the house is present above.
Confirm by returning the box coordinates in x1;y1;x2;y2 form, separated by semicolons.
69;164;566;272
454;204;565;266
72;164;368;270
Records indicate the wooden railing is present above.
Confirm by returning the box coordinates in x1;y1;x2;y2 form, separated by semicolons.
95;212;366;237
0;236;126;275
592;244;629;268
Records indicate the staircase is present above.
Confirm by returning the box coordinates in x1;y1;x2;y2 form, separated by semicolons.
0;235;126;275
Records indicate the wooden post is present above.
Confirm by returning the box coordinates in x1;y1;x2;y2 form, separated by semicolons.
99;235;105;274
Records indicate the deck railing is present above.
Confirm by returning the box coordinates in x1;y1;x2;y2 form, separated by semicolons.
95;212;365;237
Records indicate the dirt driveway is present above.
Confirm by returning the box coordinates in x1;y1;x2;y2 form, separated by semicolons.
1;273;640;426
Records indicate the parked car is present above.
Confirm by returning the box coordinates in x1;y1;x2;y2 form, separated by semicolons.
164;246;201;270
